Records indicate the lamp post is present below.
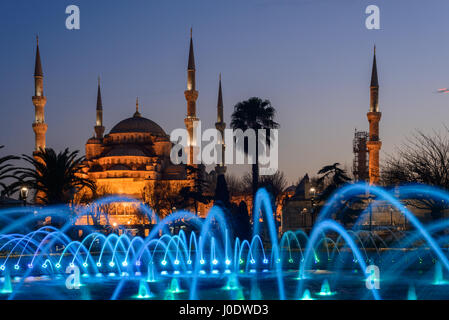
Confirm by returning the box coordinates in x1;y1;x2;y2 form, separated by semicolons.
310;187;316;226
369;197;373;232
404;205;408;230
390;207;393;226
19;186;28;207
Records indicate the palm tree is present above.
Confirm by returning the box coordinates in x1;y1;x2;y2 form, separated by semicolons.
0;145;20;197
231;97;279;197
15;148;96;205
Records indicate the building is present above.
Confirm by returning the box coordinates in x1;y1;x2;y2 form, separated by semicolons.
31;31;225;225
281;174;316;232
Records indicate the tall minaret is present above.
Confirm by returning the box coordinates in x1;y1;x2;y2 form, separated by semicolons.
32;36;48;153
184;28;200;165
215;74;226;175
367;46;382;185
94;77;105;139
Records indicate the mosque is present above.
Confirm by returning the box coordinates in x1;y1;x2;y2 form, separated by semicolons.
31;32;225;225
30;30;383;229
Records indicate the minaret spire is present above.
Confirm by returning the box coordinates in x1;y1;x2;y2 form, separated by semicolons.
96;76;102;110
32;36;48;153
217;73;223;122
187;28;196;91
34;35;43;79
184;28;200;165
215;73;226;175
94;77;105;139
370;45;379;90
188;28;195;72
367;45;382;185
134;97;141;117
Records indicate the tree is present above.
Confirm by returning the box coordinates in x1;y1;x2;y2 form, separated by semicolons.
76;185;112;226
382;129;449;220
15;148;96;205
214;174;230;205
142;181;182;219
317;163;352;202
227;201;252;241
231;97;279;197
314;163;352;224
178;165;211;215
0;145;20;197
225;174;245;197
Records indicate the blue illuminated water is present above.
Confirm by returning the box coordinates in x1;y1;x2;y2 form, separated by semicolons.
1;183;449;300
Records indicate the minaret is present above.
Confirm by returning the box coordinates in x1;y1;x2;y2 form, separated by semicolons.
215;74;226;175
32;36;48;153
184;28;200;165
367;46;382;185
94;77;105;139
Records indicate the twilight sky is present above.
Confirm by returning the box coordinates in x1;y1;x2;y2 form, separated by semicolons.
1;0;449;184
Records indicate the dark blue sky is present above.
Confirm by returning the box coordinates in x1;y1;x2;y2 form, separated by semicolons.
2;0;449;183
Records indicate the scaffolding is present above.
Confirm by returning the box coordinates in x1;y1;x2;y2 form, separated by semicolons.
353;130;369;182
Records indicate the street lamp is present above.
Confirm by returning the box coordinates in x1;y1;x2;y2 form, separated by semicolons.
309;187;317;226
310;187;316;197
19;186;28;206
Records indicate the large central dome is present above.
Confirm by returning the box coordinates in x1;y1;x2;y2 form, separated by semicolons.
109;114;166;136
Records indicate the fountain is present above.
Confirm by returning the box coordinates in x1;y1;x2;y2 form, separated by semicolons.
1;269;12;294
0;183;449;299
168;278;183;294
137;279;152;299
433;260;446;285
317;279;335;296
301;289;313;300
407;284;417;300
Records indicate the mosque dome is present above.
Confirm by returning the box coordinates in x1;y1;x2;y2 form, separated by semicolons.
109;115;166;136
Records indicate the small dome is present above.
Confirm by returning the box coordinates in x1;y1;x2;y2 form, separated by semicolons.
110;115;166;136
